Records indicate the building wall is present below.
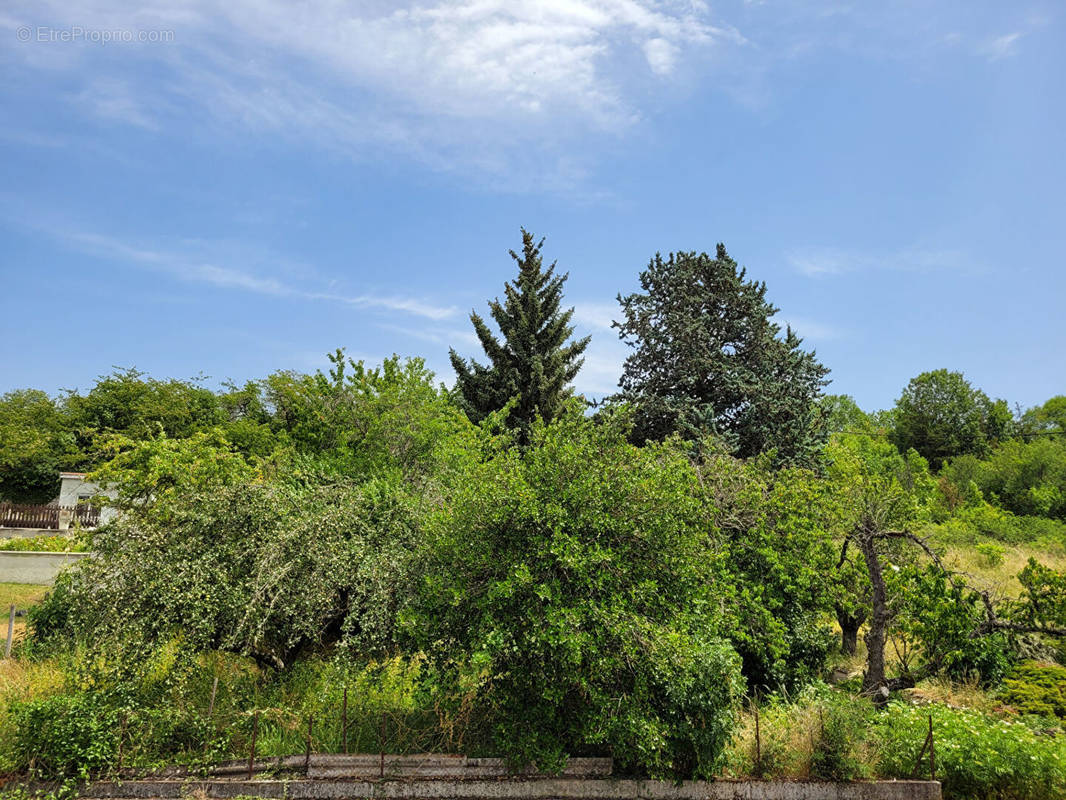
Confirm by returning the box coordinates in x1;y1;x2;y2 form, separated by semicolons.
57;474;119;525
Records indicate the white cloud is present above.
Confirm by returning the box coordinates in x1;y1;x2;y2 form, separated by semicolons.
979;32;1023;61
788;246;971;278
780;317;840;342
5;0;733;178
643;37;679;75
74;79;159;129
62;230;457;320
572;300;619;331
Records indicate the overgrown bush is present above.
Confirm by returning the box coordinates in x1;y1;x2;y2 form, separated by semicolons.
941;439;1066;521
1001;661;1066;724
722;683;874;781
877;702;1066;800
32;478;422;668
893;566;1014;686
408;408;744;778
10;692;118;780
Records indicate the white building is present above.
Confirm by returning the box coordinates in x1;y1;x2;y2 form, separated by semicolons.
57;472;118;528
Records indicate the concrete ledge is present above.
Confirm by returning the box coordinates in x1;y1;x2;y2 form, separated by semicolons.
71;777;940;800
0;550;88;585
145;755;613;781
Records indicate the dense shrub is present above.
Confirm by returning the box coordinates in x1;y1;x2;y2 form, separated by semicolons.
33;478;423;668
877;702;1066;800
808;696;870;781
893;566;1014;686
942;439;1066;521
722;683;875;781
408;408;744;778
10;692;118;780
1000;661;1066;724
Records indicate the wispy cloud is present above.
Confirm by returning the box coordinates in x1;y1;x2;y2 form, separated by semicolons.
978;32;1023;61
780;316;840;342
788;246;972;278
4;0;737;181
62;230;457;320
572;301;620;331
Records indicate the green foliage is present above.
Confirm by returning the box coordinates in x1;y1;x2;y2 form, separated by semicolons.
701;454;837;692
943;438;1066;520
819;394;878;436
408;408;743;778
614;245;830;466
36;478;421;667
722;683;875;781
90;429;257;512
1013;558;1066;631
890;369;1010;469
893;566;1013;685
809;702;867;781
0;535;86;552
264;352;474;484
0;390;72;503
877;702;1066;800
62;369;225;460
10;692;119;780
1020;396;1066;435
975;541;1006;567
449;230;590;440
1000;661;1066;723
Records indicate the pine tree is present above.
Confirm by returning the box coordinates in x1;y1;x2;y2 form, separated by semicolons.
450;229;590;439
614;244;830;466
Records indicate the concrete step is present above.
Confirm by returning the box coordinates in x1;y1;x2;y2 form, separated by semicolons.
146;754;613;780
58;777;940;800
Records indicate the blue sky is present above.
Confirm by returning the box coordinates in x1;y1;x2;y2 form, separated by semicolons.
1;0;1062;413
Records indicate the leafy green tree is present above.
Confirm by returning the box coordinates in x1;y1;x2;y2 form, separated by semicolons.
408;407;742;777
61;368;225;467
942;438;1066;519
90;430;258;514
694;450;838;691
824;433;936;698
264;351;477;487
614;245;830;466
34;478;421;669
820;394;878;436
890;369;1011;469
0;390;73;503
449;229;590;440
1021;396;1066;434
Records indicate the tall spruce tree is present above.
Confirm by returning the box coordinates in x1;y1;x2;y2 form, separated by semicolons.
450;229;590;439
614;244;830;466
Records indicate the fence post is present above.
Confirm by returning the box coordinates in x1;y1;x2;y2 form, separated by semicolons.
753;699;761;776
928;715;936;781
203;676;219;766
208;675;219;717
116;711;127;774
342;687;348;755
911;721;933;779
4;605;14;659
380;711;386;778
247;710;259;780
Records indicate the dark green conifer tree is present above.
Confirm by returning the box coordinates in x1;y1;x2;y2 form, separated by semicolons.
450;229;590;439
614;244;830;466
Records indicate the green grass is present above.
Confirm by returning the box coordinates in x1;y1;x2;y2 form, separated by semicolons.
0;584;47;611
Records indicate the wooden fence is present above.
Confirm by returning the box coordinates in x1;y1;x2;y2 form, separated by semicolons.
0;502;100;529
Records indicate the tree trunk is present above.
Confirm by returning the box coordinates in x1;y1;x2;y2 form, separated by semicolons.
859;531;890;704
836;606;865;656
